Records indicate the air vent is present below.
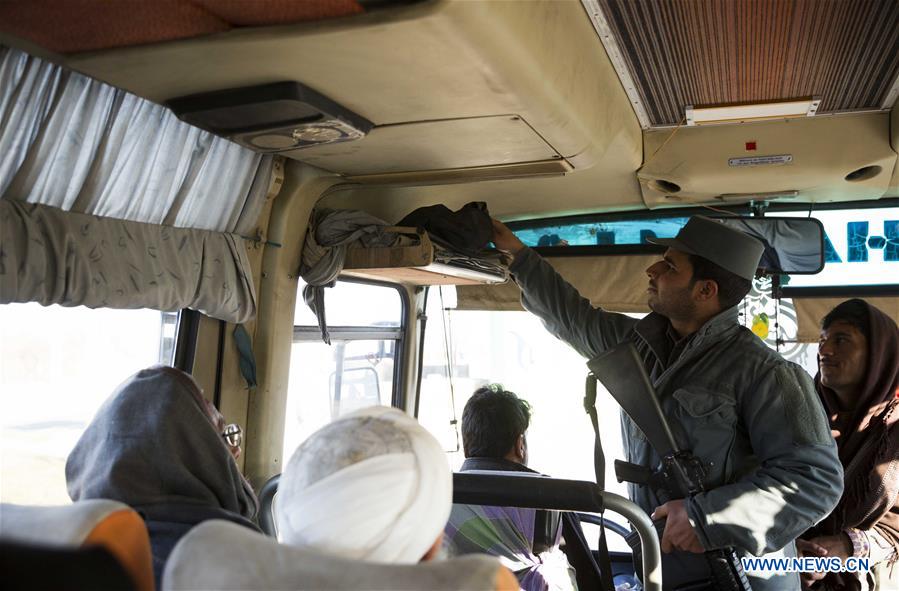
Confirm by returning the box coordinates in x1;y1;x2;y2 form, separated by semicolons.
648;179;681;194
844;165;883;182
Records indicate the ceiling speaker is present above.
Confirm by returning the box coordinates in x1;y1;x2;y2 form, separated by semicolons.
166;81;372;152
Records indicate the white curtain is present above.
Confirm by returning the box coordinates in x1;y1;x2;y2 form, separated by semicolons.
0;46;274;320
1;200;257;323
0;46;272;234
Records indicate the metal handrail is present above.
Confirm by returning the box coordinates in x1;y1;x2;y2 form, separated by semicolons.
451;472;662;591
601;491;661;591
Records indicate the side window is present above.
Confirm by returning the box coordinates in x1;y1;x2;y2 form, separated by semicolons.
417;287;629;484
416;286;632;551
282;280;405;460
0;304;177;505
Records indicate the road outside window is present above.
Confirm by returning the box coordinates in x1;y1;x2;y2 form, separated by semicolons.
0;303;175;505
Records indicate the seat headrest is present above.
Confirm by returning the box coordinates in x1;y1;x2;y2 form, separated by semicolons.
0;499;131;546
164;520;504;591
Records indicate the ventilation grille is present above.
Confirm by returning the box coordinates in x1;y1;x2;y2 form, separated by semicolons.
599;0;899;126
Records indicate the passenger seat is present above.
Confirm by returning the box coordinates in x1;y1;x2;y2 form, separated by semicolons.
0;499;154;591
163;519;518;591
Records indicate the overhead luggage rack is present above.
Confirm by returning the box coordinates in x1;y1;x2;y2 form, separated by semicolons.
340;227;508;286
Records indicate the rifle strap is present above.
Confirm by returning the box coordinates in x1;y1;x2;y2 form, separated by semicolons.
584;375;615;591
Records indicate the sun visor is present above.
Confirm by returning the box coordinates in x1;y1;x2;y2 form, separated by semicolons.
457;254;657;313
792;296;899;343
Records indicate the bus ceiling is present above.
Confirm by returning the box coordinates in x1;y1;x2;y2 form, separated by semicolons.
0;0;897;222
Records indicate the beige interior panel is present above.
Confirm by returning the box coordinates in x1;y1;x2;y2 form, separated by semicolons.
286;115;560;175
455;281;524;312
793;296;899;343
889;102;899;198
344;159;572;185
28;0;644;215
319;160;643;222
244;162;342;488
58;0;641;158
640;113;897;207
456;254;657;314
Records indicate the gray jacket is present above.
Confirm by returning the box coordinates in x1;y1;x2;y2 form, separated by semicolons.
511;248;843;590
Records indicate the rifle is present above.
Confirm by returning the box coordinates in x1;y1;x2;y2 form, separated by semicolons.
587;342;752;591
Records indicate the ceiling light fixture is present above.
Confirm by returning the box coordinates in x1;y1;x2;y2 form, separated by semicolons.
685;97;821;126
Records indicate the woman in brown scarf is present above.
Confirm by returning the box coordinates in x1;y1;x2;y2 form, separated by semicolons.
799;299;899;590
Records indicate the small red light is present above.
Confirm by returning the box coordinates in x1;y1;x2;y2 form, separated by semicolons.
745;141;757;151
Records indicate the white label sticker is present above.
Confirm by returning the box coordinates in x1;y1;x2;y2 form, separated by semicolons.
728;154;793;167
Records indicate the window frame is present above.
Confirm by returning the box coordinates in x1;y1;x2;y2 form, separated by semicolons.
172;309;200;372
290;277;409;410
507;197;899;259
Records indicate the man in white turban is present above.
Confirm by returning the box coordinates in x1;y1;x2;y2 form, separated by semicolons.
277;406;452;563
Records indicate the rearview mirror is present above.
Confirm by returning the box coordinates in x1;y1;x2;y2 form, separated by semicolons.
714;216;824;275
329;366;381;419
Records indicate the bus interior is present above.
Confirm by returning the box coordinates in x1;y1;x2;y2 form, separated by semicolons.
1;1;898;589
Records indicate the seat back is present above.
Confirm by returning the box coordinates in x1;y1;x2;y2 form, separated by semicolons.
257;473;280;537
163;519;514;591
447;470;571;591
1;539;137;590
0;500;154;591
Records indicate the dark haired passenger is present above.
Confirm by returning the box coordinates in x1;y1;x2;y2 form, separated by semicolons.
66;366;259;588
537;234;569;247
444;385;578;591
799;299;899;591
492;215;843;590
459;384;532;472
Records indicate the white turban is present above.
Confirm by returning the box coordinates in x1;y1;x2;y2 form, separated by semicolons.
277;406;452;564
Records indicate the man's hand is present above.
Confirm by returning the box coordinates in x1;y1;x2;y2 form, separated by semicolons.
800;534;851;560
796;535;850;589
796;539;827;588
652;500;704;554
491;218;525;255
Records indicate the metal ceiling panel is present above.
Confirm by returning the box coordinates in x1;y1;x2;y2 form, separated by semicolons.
598;0;899;127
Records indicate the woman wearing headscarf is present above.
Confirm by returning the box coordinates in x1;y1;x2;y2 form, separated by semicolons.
66;366;259;587
799;299;899;590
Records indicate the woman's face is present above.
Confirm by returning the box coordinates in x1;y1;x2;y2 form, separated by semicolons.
818;320;868;398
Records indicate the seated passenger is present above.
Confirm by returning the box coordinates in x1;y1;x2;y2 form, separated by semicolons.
444;385;577;591
537;234;569;247
66;366;259;587
277;406;452;563
799;299;899;590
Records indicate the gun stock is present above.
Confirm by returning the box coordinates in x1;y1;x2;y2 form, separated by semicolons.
586;342;680;459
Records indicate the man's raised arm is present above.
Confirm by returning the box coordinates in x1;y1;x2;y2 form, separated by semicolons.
492;219;637;359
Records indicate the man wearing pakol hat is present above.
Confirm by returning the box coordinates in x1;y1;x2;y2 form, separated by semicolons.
491;216;843;590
